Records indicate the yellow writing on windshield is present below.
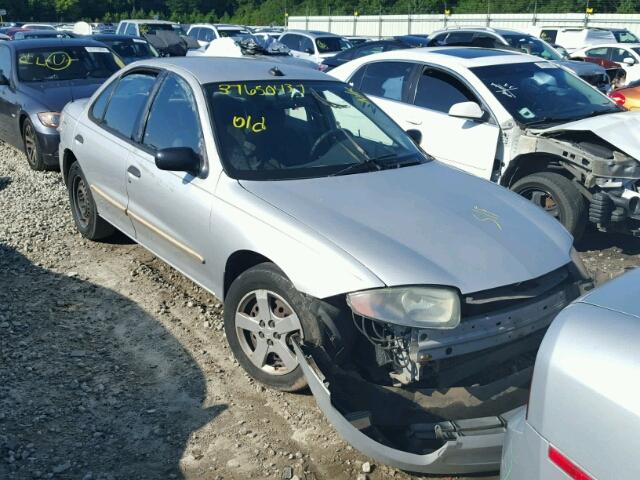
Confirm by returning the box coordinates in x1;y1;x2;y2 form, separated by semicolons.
218;83;305;96
18;51;75;71
233;114;267;133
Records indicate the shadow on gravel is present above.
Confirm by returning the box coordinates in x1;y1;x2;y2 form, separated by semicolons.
0;244;225;480
576;230;640;256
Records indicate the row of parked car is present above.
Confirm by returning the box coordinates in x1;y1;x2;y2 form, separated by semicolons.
0;24;638;477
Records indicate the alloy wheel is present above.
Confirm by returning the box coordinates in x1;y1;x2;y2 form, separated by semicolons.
519;187;560;219
23;123;38;167
235;289;303;376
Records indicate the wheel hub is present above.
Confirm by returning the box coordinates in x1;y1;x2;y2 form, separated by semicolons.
236;290;303;376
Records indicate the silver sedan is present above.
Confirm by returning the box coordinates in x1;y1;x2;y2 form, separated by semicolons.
58;57;591;474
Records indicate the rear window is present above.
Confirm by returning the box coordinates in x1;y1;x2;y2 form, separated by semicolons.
103;39;157;59
315;37;351;53
218;28;247;38
17;46;121;82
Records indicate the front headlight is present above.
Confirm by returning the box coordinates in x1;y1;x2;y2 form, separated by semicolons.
37;112;61;128
347;286;461;329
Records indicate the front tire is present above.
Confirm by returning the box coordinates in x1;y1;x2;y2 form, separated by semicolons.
512;172;587;240
67;162;115;240
23;119;47;171
224;263;323;392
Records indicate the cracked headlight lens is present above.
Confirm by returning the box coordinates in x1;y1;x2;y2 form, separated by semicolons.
347;286;461;329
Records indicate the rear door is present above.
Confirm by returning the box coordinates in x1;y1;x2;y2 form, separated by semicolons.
406;67;500;179
75;71;158;237
126;72;214;287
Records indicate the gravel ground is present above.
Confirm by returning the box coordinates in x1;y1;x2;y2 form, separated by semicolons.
1;143;638;480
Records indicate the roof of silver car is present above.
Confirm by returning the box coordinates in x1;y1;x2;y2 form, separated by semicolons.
282;29;341;38
137;56;336;83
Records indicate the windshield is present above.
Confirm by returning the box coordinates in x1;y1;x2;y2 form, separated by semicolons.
614;30;638;43
472;62;620;126
502;34;562;60
17;46;121;82
139;23;175;35
207;80;426;180
219;28;247;38
103;39;157;59
315;37;351;53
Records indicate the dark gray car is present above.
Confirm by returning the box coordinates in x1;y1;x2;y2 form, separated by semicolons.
0;38;121;170
428;27;611;92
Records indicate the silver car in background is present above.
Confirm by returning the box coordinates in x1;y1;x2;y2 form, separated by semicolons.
58;57;591;474
501;268;640;480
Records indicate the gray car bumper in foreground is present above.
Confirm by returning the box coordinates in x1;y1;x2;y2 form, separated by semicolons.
294;341;523;474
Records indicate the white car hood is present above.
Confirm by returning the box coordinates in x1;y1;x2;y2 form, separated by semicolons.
533;111;640;160
241;162;573;295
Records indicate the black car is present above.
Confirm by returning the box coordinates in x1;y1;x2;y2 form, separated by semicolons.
0;39;122;170
91;34;159;64
319;35;430;71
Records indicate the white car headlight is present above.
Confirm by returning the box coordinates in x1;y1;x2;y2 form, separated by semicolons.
347;286;461;329
37;112;61;128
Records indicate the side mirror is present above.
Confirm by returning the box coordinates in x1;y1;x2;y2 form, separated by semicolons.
623;57;636;66
304;47;314;54
155;147;200;173
448;101;484;121
0;72;10;86
406;129;422;145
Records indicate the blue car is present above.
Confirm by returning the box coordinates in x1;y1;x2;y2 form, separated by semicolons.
0;38;122;170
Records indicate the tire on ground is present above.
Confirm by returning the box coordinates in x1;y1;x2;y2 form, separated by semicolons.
67;162;115;240
224;262;325;392
512;171;587;240
22;118;48;171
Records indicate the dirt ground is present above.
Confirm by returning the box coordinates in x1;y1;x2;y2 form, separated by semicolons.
1;143;638;480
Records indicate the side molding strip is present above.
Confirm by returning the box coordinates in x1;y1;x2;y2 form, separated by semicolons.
90;184;205;264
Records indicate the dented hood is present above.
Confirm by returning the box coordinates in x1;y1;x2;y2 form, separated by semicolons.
534;111;640;160
241;162;573;295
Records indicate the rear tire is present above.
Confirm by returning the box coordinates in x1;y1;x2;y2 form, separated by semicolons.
512;172;587;240
67;162;115;240
224;263;325;392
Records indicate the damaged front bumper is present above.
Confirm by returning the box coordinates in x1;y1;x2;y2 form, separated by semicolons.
296;277;589;474
295;340;521;474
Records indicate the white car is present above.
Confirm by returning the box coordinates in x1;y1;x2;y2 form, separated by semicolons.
571;43;640;85
331;47;640;239
22;23;57;31
278;30;351;63
186;23;250;47
527;26;617;52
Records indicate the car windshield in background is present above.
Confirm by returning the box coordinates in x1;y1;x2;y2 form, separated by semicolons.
315;37;351;53
471;62;620;126
502;34;562;61
139;23;174;35
103;39;157;59
219;29;248;38
17;47;121;82
207;80;425;180
614;30;639;43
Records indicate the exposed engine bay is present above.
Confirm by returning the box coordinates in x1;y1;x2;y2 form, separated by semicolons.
510;128;640;235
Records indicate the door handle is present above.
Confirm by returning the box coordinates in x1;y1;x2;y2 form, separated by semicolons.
406;119;422;126
127;165;141;178
74;134;84;144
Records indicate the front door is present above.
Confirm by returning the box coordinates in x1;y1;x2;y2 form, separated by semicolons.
126;72;214;288
404;67;500;180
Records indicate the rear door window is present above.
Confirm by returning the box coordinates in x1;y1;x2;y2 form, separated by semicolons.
357;61;415;102
279;34;300;50
611;47;631;62
414;69;476;113
103;72;157;139
200;28;215;42
188;27;200;39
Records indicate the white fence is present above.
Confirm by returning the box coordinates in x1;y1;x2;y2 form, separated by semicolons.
287;13;640;38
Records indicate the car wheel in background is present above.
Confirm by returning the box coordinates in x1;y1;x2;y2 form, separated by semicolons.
512;171;587;240
67;162;115;240
22;119;47;171
224;262;324;392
